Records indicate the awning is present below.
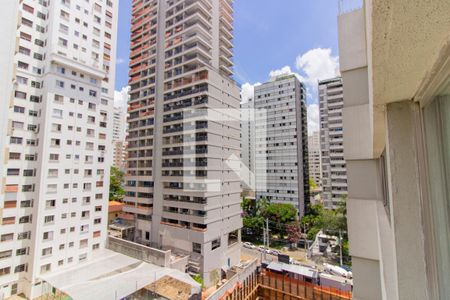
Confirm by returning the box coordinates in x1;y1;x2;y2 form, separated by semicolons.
39;249;201;300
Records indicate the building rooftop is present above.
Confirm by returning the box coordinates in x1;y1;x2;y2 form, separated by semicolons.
318;76;342;84
267;261;319;279
108;200;124;213
38;249;201;300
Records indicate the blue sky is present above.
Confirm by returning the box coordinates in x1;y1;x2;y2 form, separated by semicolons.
114;0;342;132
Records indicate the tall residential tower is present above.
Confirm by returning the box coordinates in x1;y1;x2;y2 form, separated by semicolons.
124;0;241;286
254;74;309;217
319;77;347;208
308;131;322;203
0;0;118;298
240;97;255;192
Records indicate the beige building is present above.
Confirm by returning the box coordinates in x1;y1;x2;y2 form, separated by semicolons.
338;0;450;299
308;131;321;188
112;105;127;170
319;77;347;209
124;0;241;287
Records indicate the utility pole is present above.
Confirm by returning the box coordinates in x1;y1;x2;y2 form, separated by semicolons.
266;218;269;248
262;225;266;261
339;229;343;266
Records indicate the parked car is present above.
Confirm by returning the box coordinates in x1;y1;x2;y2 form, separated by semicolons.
269;250;280;256
258;246;268;252
243;242;255;249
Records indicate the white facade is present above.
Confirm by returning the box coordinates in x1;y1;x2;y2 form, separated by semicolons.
0;0;118;298
240;97;255;191
254;75;309;216
308;131;321;188
112;105;127;170
338;1;450;299
319;77;347;209
124;0;241;287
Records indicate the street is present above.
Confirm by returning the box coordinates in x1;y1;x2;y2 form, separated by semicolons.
241;245;308;264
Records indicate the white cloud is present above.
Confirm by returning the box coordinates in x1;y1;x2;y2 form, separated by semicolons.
295;48;339;102
114;86;130;108
268;66;302;82
240;82;261;103
116;57;126;65
307;104;319;135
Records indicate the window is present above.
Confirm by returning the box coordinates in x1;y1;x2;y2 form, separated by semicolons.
56;80;65;88
36;24;45;33
193;243;201;254
0;267;11;277
19;46;30;56
16;248;27;256
35;39;44;47
22;3;34;13
59;24;69;34
18;231;31;240
53;109;63;118
58;38;68;47
2;217;15;225
19;216;31;224
9;152;21;160
40;264;51;274
21;18;33;27
1;234;14;242
0;250;12;260
43;231;53;241
12;121;24;129
10;137;23;145
49;153;59;161
15;264;27;273
79;239;88;248
13;106;25;113
20;32;32;41
7;169;20;176
42;247;52;256
31;81;41;88
45;200;56;208
33;53;43;61
60;10;69;20
18;61;29;70
44;215;55;224
20;200;32;208
211;238;221;250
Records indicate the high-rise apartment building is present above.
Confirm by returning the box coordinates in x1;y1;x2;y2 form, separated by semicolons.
338;1;450;298
254;74;309;216
124;0;241;286
319;77;347;209
308;131;321;188
112;105;127;170
0;0;118;298
240;97;255;191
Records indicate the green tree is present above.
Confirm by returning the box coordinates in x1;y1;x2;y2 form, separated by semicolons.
287;222;302;248
301;197;351;264
109;166;125;201
242;215;265;236
309;178;317;190
264;203;297;236
241;197;256;216
192;274;205;288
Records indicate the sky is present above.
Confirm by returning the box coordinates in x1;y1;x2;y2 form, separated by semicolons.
114;0;342;133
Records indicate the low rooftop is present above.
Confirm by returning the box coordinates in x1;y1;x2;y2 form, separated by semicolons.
38;249;200;300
